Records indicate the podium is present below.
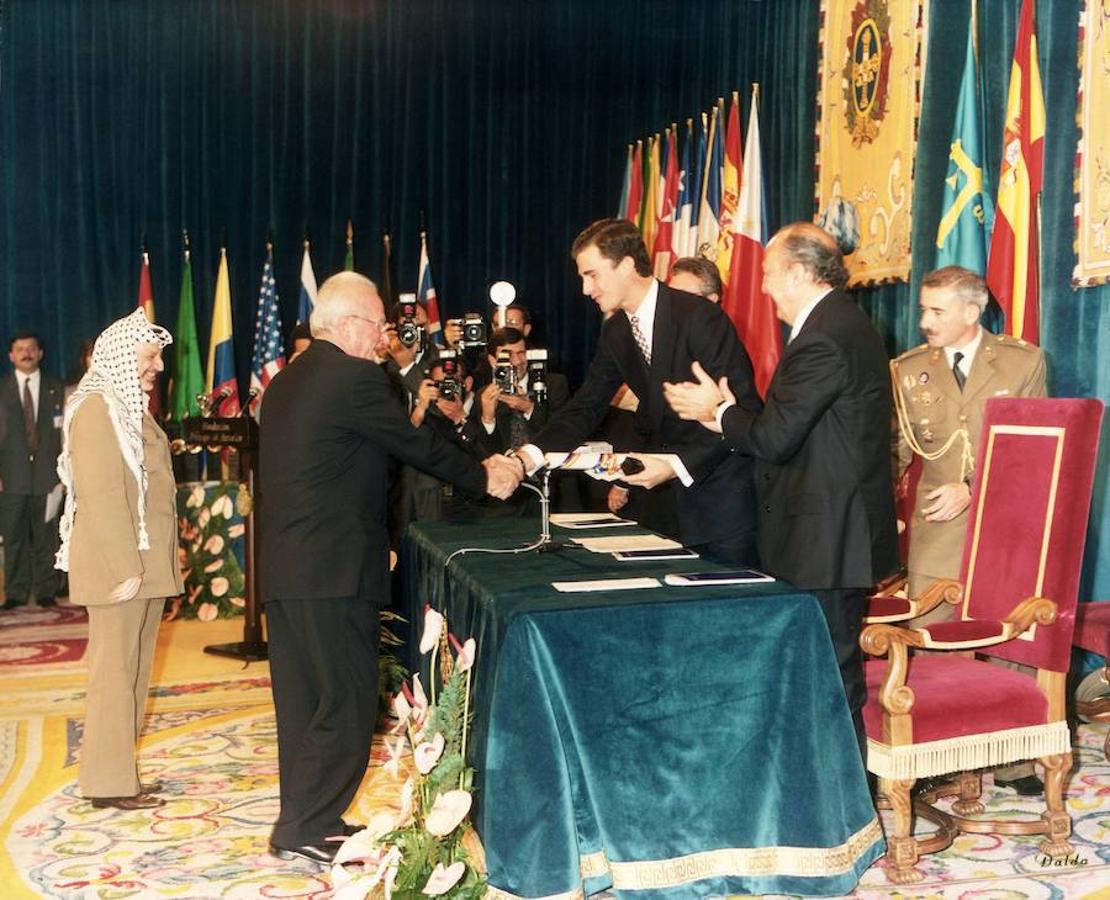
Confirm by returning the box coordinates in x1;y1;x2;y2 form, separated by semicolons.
183;416;267;662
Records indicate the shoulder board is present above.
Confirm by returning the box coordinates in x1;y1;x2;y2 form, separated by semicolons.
894;342;929;363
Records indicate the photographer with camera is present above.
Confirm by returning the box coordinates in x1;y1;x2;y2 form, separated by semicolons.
476;328;567;451
382;294;439;411
399;352;488;524
474;327;573;513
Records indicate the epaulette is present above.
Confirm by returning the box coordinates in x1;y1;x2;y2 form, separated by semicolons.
991;333;1041;354
894;342;930;364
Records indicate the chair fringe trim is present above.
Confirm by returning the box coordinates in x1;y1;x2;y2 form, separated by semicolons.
867;721;1070;780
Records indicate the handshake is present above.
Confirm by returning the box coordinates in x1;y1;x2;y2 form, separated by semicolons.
482;453;527;499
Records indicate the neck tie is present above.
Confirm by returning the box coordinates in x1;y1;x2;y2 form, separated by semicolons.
952;351;966;392
509;409;528;450
22;377;38;455
629;314;651;367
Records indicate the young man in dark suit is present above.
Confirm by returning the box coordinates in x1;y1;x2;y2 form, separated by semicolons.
259;272;520;866
514;218;762;564
0;331;64;609
664;221;899;761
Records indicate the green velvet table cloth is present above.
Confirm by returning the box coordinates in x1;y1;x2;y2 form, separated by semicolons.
401;518;883;898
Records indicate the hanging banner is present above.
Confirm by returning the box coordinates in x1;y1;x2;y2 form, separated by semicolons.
1073;1;1110;287
815;0;929;287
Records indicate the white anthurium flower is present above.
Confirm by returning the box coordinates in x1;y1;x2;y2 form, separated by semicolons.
392;691;412;726
186;486;206;508
454;636;476;673
204;535;225;555
414;732;445;775
331;826;380;867
422;861;466;895
419;605;445;654
424;789;472;836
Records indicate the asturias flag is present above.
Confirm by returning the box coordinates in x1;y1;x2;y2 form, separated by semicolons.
206;247;240;417
418;231;444;346
170;242;204;421
248;243;284;418
725;88;781;399
297;240;318;325
936;19;994;274
986;0;1044;343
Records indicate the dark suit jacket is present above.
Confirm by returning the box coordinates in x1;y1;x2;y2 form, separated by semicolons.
533;283;761;546
719;290;898;590
0;372;64;495
473;371;570;456
259;339;487;603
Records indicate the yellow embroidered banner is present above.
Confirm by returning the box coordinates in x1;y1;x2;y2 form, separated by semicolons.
1073;1;1110;287
815;0;929;287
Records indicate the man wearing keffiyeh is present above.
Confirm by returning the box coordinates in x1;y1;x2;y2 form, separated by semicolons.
56;308;184;810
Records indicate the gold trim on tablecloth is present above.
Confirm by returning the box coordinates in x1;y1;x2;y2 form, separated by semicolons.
486;818;883;898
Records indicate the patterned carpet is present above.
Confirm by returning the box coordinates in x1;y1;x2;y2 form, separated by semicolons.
0;607;1107;898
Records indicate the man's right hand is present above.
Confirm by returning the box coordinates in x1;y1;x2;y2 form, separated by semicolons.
607;485;629;513
108;575;142;604
444;320;463;348
479;382;501;425
482;454;522;499
415;378;439;408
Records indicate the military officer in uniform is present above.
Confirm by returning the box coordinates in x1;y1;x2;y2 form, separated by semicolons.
893;265;1046;794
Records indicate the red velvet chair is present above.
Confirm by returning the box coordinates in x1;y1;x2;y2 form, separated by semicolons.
860;398;1104;884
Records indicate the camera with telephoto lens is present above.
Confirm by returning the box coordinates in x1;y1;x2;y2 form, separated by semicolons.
396;294;426;350
526;349;548;402
494;348;518;396
457;312;487;350
434;350;462;402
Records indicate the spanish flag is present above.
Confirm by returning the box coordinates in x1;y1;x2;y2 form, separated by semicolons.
986;0;1044;344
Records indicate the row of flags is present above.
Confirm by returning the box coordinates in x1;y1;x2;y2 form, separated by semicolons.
935;0;1044;344
133;226;445;422
618;88;782;396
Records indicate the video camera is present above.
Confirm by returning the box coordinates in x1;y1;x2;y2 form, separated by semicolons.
396;293;426;351
435;350;463;402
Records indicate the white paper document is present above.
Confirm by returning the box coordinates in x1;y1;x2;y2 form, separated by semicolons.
550;513;635;529
552;577;662;593
570;534;683;554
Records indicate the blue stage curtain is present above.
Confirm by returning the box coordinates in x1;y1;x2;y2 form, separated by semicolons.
2;0;1108;591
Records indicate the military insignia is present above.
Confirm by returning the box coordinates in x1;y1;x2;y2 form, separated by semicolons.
918;372;929;384
993;389;1011;396
920;392;932;406
903;374;916;391
922;429;934;443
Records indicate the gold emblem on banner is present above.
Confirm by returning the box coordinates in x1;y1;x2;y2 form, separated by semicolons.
842;1;892;147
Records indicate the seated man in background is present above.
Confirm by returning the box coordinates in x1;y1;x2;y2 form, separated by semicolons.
476;327;573;512
401;354;487;524
668;256;723;303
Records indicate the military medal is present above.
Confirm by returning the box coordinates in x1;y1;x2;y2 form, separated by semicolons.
918;372;929;384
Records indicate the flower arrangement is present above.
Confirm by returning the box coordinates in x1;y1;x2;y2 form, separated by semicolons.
170;483;246;620
330;605;486;899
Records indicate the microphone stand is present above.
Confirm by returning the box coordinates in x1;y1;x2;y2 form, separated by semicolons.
520;468;564;553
